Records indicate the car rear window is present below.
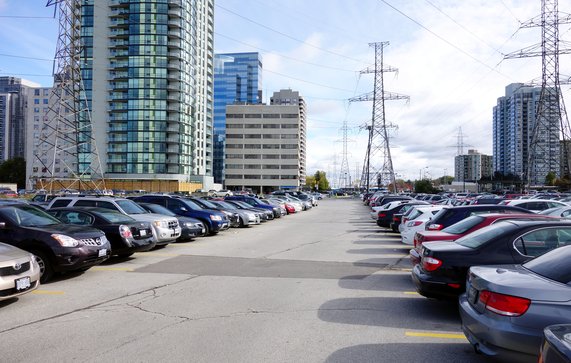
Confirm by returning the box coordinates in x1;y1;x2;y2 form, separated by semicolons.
524;245;571;284
455;222;514;248
442;215;485;235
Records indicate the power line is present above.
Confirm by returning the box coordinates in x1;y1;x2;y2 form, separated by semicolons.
0;15;53;19
215;32;357;72
0;52;53;61
264;68;357;93
215;3;366;65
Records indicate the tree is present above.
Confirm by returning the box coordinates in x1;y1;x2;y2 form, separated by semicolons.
414;179;437;194
305;175;316;190
313;171;330;191
0;157;26;189
545;171;556;186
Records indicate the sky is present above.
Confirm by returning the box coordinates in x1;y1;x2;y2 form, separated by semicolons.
1;0;570;187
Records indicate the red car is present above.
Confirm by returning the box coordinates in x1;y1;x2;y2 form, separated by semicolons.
410;213;556;265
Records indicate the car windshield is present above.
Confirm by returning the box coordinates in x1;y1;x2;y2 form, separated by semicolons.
233;201;253;209
0;205;61;227
442;215;485;235
196;199;218;209
142;204;176;217
524;245;571;284
115;200;148;214
97;210;135;223
182;199;204;210
454;222;514;248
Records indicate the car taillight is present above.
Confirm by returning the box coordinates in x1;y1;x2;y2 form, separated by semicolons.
427;223;443;231
378;212;386;218
393;216;400;222
411;221;423;227
119;225;133;239
478;290;531;317
421;256;442;272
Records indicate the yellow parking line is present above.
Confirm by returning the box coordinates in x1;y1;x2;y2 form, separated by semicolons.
31;290;64;295
403;291;419;295
406;331;467;340
91;267;134;272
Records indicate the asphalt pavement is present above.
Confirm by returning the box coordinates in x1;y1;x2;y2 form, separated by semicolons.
0;198;489;363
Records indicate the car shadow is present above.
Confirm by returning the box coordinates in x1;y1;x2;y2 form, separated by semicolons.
0;297;20;307
324;343;488;363
317;296;460;331
346;247;411;255
338;273;414;292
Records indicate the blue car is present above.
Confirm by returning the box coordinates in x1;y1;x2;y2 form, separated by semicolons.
130;195;229;236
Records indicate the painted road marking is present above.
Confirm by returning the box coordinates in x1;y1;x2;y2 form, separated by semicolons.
31;290;64;295
403;291;419;295
136;252;180;257
91;267;134;272
406;331;467;340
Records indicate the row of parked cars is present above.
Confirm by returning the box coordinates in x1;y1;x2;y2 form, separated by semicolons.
0;191;318;301
366;193;571;363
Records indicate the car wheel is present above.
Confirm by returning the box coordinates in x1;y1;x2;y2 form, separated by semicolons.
31;249;55;283
202;222;211;236
239;217;246;228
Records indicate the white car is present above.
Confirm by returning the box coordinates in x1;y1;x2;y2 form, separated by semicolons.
400;206;444;245
500;199;568;213
214;189;233;197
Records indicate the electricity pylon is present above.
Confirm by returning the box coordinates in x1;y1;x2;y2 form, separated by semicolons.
350;42;409;193
504;0;571;187
31;0;105;192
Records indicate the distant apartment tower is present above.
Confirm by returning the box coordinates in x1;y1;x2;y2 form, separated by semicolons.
454;149;493;183
72;0;214;188
224;89;307;193
0;77;38;163
493;83;560;185
213;52;263;184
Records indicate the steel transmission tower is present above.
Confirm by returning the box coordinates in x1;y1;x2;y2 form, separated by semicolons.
31;0;105;192
350;42;409;193
504;0;571;187
337;117;352;189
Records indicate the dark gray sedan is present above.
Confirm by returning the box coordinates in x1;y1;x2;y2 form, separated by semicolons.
460;245;571;363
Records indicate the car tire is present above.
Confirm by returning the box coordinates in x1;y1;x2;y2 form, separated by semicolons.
31;249;55;284
239;217;246;228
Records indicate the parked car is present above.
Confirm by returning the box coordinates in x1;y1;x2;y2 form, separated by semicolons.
425;204;533;231
137;203;206;241
0;242;40;300
208;200;261;227
213;189;233;197
47;207;156;257
400;206;444;245
540;206;571;218
412;219;571;299
369;194;412;208
389;202;430;232
410;213;556;265
189;198;241;228
47;196;181;246
0;203;111;282
223;199;274;221
460;245;571;362
538;324;571;363
375;201;430;229
500;199;569;213
225;195;282;217
129;195;229;236
260;198;287;216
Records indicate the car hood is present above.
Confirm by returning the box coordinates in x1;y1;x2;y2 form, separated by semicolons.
26;223;104;238
128;213;177;223
470;265;571;302
0;242;31;261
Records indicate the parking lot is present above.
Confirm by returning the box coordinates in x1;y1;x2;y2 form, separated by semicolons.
0;198;488;362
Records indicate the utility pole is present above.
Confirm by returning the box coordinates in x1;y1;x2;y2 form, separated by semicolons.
504;0;571;188
350;42;409;194
31;0;105;193
337;116;351;189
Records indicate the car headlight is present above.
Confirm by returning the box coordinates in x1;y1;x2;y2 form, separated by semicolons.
210;214;222;221
51;234;80;247
184;222;195;227
153;220;168;228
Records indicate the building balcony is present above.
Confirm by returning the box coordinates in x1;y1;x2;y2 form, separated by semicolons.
166;125;180;133
168;20;182;28
167;60;181;70
167;146;179;154
108;72;129;80
169;30;182;39
167;41;182;49
168;8;182;18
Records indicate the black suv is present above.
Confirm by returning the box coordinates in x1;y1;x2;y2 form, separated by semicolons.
0;203;111;282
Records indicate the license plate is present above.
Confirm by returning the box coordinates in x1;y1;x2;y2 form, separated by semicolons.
98;249;107;257
140;229;147;236
15;276;31;291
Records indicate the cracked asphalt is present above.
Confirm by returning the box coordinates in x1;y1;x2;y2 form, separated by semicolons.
0;198;488;363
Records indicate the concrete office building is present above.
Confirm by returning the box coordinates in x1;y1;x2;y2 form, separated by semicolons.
0;77;38;163
76;0;214;190
454;149;493;183
493;83;560;185
213;52;262;184
224;89;307;193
